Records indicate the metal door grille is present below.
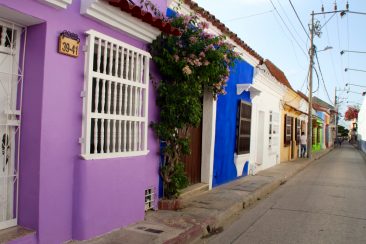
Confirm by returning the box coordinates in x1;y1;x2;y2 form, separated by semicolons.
0;19;25;230
82;30;150;160
144;188;154;211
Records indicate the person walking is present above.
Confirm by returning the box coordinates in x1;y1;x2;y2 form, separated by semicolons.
300;132;307;158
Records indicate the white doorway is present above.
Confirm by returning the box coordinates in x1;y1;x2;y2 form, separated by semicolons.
0;19;23;230
256;111;265;165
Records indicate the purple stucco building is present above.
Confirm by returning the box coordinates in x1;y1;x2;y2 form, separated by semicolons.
0;0;171;243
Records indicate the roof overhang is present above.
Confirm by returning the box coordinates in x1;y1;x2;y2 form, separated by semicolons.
236;84;261;98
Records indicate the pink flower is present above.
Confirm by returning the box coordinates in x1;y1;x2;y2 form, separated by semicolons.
173;55;179;62
199;52;205;58
183;15;191;25
204;60;210;66
193;59;202;67
198;21;209;29
189;36;197;43
182;65;192;75
203;32;214;39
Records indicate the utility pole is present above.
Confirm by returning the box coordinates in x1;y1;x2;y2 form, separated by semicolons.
307;2;349;157
335;87;338;143
307;11;315;159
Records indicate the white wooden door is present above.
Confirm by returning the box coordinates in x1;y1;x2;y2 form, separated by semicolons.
0;20;22;230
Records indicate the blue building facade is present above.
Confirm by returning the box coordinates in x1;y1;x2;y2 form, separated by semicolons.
213;59;254;187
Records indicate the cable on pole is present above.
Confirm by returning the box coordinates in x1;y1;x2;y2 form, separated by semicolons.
315;51;334;104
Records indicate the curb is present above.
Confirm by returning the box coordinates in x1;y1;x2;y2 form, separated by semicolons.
167;149;332;244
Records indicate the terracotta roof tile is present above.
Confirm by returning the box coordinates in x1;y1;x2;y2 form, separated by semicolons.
108;0;181;36
313;103;329;113
264;59;292;89
183;0;263;63
297;90;308;101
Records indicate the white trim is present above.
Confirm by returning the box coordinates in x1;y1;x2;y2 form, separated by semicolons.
234;153;250;177
201;90;217;190
0;218;17;230
81;0;161;43
81;29;151;160
254;66;287;97
82;150;149;160
236;84;262;97
38;0;72;9
236;84;251;95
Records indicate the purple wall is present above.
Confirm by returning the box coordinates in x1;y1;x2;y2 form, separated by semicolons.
0;0;166;243
18;22;46;232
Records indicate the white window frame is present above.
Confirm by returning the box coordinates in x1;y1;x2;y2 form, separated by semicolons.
269;111;279;150
81;29;150;160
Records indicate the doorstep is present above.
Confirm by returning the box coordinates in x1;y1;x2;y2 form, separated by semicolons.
179;183;209;204
0;226;36;244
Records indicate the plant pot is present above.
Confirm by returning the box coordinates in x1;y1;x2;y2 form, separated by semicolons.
158;198;182;210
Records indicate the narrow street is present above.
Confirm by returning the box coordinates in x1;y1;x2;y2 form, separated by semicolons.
208;144;366;244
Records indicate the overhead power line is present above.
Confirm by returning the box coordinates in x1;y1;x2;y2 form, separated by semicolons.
288;0;310;40
276;0;306;47
313;67;320;94
268;0;307;57
224;9;274;22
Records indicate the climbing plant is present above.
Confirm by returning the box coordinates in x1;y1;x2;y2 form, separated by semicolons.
144;2;239;199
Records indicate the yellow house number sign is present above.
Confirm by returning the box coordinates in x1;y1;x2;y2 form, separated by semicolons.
58;31;80;58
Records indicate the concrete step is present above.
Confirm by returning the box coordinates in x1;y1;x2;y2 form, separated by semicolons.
180;183;209;203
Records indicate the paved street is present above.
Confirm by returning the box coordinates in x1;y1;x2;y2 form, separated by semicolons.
208;144;366;244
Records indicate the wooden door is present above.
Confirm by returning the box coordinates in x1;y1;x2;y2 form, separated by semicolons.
182;125;202;185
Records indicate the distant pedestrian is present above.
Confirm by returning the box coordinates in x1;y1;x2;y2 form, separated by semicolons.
300;132;307;158
335;137;342;147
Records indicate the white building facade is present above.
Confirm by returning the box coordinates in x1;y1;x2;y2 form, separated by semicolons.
358;97;366;153
249;63;286;174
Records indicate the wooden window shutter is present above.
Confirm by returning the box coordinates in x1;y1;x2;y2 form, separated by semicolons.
236;100;251;154
284;114;287;145
296;118;301;145
284;115;292;146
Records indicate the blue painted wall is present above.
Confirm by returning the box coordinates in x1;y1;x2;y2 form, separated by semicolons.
213;60;254;187
316;111;325;120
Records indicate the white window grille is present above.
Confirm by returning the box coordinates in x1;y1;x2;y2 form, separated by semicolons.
0;20;24;230
269;111;280;150
81;30;150;159
144;188;154;211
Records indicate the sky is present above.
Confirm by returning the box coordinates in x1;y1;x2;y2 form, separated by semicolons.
194;0;366;127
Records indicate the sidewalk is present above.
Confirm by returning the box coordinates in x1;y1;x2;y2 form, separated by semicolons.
73;149;332;244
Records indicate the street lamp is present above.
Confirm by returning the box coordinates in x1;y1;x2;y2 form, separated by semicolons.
340;50;366;55
345;68;366;73
346;90;366;95
317;46;333;52
345;83;366;88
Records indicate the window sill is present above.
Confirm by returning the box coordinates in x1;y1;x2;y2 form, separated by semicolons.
81;150;149;160
39;0;72;9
